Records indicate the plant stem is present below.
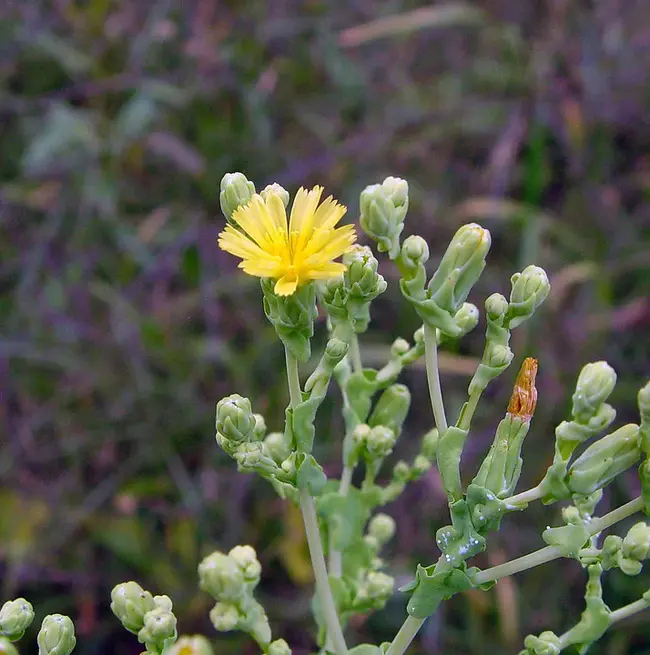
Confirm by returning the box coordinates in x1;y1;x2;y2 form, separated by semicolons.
503;484;543;507
423;324;448;433
609;598;650;624
285;348;348;655
349;331;363;374
329;466;353;578
457;389;481;431
475;496;643;586
384;615;425;655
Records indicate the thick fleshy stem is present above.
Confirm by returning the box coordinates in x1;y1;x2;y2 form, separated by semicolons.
423;324;448;434
285;348;348;655
384;615;425;655
503;484;543;507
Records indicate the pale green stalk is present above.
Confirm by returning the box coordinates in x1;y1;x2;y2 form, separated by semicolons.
349;331;363;374
503;484;543;507
285;348;348;655
384;615;425;655
608;598;650;624
475;496;643;585
423;324;448;433
457;389;481;431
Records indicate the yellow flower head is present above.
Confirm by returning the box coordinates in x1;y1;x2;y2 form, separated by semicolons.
218;186;357;296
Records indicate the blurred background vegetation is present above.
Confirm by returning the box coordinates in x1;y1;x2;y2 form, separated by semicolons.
1;1;650;653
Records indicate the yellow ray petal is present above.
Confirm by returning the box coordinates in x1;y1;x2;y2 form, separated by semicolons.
274;276;299;296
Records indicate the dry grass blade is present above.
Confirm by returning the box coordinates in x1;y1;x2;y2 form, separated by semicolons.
339;3;485;48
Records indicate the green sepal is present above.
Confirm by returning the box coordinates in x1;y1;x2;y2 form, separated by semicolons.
542;523;591;557
261;279;317;362
295;454;327;495
402;563;478;618
435;500;486;568
436;426;469;501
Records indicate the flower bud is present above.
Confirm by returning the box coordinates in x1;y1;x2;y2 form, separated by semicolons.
485;293;508;320
365;571;394;601
138;603;177;647
365;425;397;459
264;432;291;464
209;602;239;632
421;428;439;460
390;338;410;358
344;245;387;299
522;631;561;655
567;424;641;496
359;177;409;259
571;362;617;424
169;635;214;655
368;513;396;544
234;442;279;475
324;338;349;367
0;637;19;655
268;638;292;655
393;460;411;482
453;303;479;337
412;454;432;477
622;522;650;561
368;384;411;437
198;552;246;602
507;265;550;328
110;582;155;634
228;545;261;584
36;615;76;655
0;598;34;641
260;183;289;208
216;395;257;445
413;326;425;346
220;173;255;221
400;236;429;273
427;223;491;314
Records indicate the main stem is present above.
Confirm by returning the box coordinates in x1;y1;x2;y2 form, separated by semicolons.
384;615;425;655
423;324;448;433
284;348;348;655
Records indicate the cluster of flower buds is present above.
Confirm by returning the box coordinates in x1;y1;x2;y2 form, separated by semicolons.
397;225;488;338
0;598;34;642
110;582;177;654
538;361;619;503
199;546;289;654
359;177;409;259
579;521;650;576
321;244;387;335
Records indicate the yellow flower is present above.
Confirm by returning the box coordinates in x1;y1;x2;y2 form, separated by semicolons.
218;186;357;296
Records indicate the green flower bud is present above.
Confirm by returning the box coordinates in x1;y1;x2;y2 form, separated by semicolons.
412;454;431;477
110;582;155;634
368;384;411;437
400;236;430;273
568;424;641;496
0;598;34;641
138;603;177;647
264;432;291;464
0;637;19;655
169;635;214;655
622;522;650;561
427;223;491;315
507;265;550;328
485;293;508;320
453;302;479;337
216;395;257;445
209;602;239;632
522;631;561;655
228;545;261;584
268;638;292;655
220;173;255;222
234;442;280;475
365;571;394;600
252;414;266;440
260;183;289;208
413;326;425;346
421;428;439;460
324;338;349;367
368;513;396;544
359;177;409;259
572;362;617;423
37;615;76;655
353;423;371;445
393;460;411;482
198;552;245;602
390;338;410;358
365;425;397;459
344;245;387;299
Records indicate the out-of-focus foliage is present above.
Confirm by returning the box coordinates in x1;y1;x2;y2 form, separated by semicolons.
1;1;649;653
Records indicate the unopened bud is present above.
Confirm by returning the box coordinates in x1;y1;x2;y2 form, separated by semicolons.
228;545;261;584
110;582;155;634
169;635;214;655
390;338;410;358
36;615;76;655
0;599;34;642
138;601;176;647
400;235;429;273
220;173;255;221
393;460;411;482
485;293;508;320
344;245;387;300
368;384;411;437
198;552;245;601
412;454;431;477
216;395;257;445
507;265;550;328
572;362;617;423
260;183;289;208
368;513;396;544
365;571;394;600
0;637;19;655
209;602;239;632
366;425;397;459
453;303;479;337
268;639;292;655
622;522;650;561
